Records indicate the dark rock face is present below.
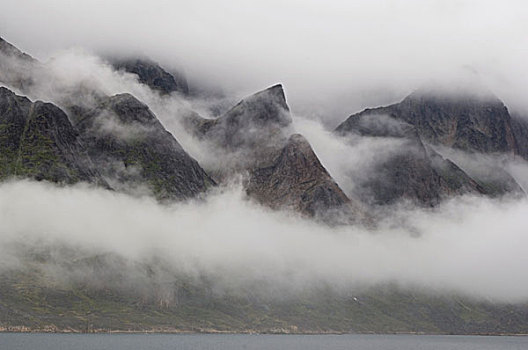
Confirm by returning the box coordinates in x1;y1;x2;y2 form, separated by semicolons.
185;84;363;220
336;113;485;206
112;58;189;95
71;93;214;200
0;87;105;184
335;86;528;204
186;84;292;153
246;134;361;218
338;89;519;155
511;114;528;160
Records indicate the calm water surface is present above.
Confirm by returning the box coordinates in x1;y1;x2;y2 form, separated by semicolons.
1;333;527;350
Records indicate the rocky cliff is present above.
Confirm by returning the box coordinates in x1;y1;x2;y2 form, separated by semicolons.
111;58;189;95
335;88;524;204
335;113;485;205
70;93;214;200
185;84;365;220
0;87;105;185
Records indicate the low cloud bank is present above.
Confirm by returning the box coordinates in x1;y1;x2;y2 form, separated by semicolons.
1;180;528;302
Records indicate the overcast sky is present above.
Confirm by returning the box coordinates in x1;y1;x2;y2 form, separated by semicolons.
1;0;527;125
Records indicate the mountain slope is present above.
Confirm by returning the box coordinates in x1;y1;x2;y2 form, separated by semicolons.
0;87;105;185
2;264;528;335
246;134;354;217
342;88;519;155
111;57;189;95
70;93;214;200
185;84;365;220
335;88;525;204
335;113;485;205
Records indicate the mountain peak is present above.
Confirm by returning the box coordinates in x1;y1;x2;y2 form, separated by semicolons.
110;57;189;95
225;84;291;129
248;83;289;111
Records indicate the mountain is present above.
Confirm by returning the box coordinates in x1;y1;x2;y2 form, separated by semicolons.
0;37;39;92
69;92;214;200
336;113;485;205
246;133;353;217
335;87;525;204
349;88;519;155
511;113;528;160
111;57;189;95
0;37;213;199
185;84;366;221
0;87;106;185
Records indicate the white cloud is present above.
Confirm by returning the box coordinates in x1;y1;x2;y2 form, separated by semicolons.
1;0;527;125
1;180;528;301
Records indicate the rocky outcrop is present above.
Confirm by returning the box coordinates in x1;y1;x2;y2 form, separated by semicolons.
335;85;528;204
511;114;528;160
185;84;292;153
338;88;519;155
185;84;364;220
70;93;214;200
246;134;365;220
111;58;189;95
0;87;105;184
335;113;485;205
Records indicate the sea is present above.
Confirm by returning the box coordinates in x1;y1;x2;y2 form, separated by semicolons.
1;333;527;350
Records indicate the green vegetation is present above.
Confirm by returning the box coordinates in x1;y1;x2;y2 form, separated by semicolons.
1;268;528;334
0;122;18;178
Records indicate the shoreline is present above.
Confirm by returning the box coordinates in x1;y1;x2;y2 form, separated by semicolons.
1;327;527;336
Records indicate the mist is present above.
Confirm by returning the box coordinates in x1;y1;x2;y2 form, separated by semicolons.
1;0;527;125
1;0;528;311
1;180;528;302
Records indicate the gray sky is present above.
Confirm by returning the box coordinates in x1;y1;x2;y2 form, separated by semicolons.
1;0;527;125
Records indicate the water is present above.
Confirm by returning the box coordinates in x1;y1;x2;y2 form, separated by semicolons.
1;333;527;350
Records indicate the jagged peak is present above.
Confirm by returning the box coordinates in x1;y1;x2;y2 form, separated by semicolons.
107;92;147;106
246;83;289;111
97;93;157;124
285;133;311;151
219;83;292;130
109;56;189;95
280;134;331;172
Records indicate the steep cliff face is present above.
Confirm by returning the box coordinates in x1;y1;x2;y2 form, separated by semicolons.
0;87;105;184
338;89;519;155
111;58;189;95
71;93;214;200
185;85;364;220
395;91;518;155
187;84;292;153
246;134;363;220
335;113;485;206
335;86;527;205
511;114;528;160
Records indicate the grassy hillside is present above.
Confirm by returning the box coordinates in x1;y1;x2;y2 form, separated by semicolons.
1;267;527;335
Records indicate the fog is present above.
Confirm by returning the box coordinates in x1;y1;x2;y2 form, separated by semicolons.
1;0;527;125
1;180;528;302
1;1;528;305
